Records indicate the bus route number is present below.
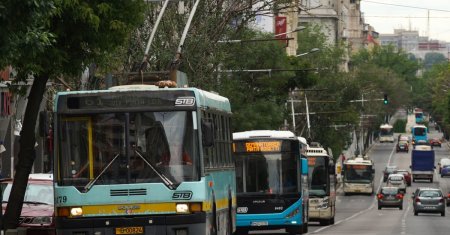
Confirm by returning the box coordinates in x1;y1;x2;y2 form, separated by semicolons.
56;196;67;204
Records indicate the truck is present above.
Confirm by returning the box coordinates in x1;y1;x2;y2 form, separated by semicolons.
411;145;435;183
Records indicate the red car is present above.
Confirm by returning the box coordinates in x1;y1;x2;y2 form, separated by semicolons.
1;174;55;235
429;138;442;147
395;169;412;186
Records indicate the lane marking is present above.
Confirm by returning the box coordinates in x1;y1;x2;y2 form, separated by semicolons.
310;142;397;234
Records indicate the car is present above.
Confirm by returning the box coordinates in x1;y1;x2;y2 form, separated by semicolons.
1;173;54;235
377;186;404;210
441;165;450;178
396;140;409;153
429;138;442;147
399;135;410;143
383;165;398;182
386;174;407;194
395;169;412;186
438;158;450;173
412;187;446;216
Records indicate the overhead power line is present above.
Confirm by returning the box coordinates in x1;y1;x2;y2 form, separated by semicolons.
363;0;450;13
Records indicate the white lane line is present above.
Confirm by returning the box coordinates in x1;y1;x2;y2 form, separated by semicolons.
310;143;397;234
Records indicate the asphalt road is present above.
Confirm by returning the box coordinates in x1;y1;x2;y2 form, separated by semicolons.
249;111;450;235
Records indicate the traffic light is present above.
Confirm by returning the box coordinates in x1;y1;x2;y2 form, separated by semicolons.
383;94;388;105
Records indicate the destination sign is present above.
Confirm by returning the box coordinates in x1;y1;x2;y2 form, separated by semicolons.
245;141;281;152
346;165;369;170
57;90;196;113
233;140;297;153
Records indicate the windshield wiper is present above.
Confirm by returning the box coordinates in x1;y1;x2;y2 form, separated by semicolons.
23;201;49;205
84;153;121;192
134;148;175;189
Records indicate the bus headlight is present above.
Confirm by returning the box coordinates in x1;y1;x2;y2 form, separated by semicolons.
176;204;189;213
318;198;329;209
70;207;83;217
285;208;299;219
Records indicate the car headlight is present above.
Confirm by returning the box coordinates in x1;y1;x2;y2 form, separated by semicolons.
30;216;53;225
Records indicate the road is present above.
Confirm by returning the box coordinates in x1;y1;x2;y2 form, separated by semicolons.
250;111;450;235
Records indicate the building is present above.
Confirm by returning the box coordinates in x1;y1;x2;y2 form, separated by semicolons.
379;29;449;60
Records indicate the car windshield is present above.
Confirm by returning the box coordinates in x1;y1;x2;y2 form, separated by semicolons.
1;182;53;205
419;190;442;197
385;167;397;173
381;188;398;195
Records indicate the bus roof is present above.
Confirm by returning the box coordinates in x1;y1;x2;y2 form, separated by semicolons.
412;124;427;129
380;124;393;129
344;156;373;165
304;146;329;157
233;130;296;140
55;85;231;113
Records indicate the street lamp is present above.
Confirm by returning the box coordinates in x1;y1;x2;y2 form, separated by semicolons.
296;48;320;57
274;26;306;37
218;26;305;43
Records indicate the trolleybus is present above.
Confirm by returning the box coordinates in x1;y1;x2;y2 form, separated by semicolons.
411;124;428;145
342;156;375;195
52;84;236;235
379;124;394;143
304;144;336;226
232;130;309;235
414;108;424;124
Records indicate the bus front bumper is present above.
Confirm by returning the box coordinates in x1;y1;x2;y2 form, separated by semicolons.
55;213;207;235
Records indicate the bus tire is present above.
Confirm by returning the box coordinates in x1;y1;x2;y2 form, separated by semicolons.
319;219;330;226
227;198;233;235
210;201;217;235
330;217;335;225
287;226;303;235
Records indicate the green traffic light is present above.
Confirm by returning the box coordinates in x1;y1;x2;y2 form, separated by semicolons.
384;100;388;105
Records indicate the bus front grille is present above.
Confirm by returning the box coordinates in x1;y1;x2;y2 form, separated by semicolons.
110;188;147;196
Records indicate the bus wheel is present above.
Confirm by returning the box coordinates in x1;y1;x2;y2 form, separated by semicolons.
226;199;233;235
330;217;335;225
210;203;217;235
287;226;303;235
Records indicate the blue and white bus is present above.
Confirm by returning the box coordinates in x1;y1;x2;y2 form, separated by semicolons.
232;130;309;235
53;84;236;235
411;124;428;144
414;108;424;124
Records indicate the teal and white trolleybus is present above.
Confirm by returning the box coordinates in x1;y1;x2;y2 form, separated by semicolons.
232;130;309;235
52;84;236;235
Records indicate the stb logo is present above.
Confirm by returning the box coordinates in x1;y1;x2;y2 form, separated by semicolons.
172;191;193;200
175;97;195;106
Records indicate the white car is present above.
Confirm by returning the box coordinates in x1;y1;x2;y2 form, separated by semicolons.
386;174;407;194
438;158;450;173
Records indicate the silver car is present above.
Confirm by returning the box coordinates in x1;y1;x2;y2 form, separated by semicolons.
412;187;446;216
377;186;403;210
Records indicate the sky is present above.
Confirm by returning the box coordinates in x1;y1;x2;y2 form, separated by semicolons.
360;0;450;42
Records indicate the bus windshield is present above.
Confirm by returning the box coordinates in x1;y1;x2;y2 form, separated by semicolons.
308;156;328;197
57;111;199;189
413;127;426;136
380;128;393;136
235;152;299;195
344;164;373;183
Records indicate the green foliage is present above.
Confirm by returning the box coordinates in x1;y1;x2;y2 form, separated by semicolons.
423;52;448;70
393;119;407;133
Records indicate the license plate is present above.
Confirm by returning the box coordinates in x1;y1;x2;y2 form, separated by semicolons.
115;227;144;234
355;189;361;192
424;206;436;209
251;221;268;226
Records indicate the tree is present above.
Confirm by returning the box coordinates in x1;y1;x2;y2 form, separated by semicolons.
423;52;448;70
0;0;145;229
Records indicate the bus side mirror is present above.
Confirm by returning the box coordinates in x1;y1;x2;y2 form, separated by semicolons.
301;158;308;175
202;119;214;147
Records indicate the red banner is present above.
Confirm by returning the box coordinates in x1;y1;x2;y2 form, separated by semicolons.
275;16;288;46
